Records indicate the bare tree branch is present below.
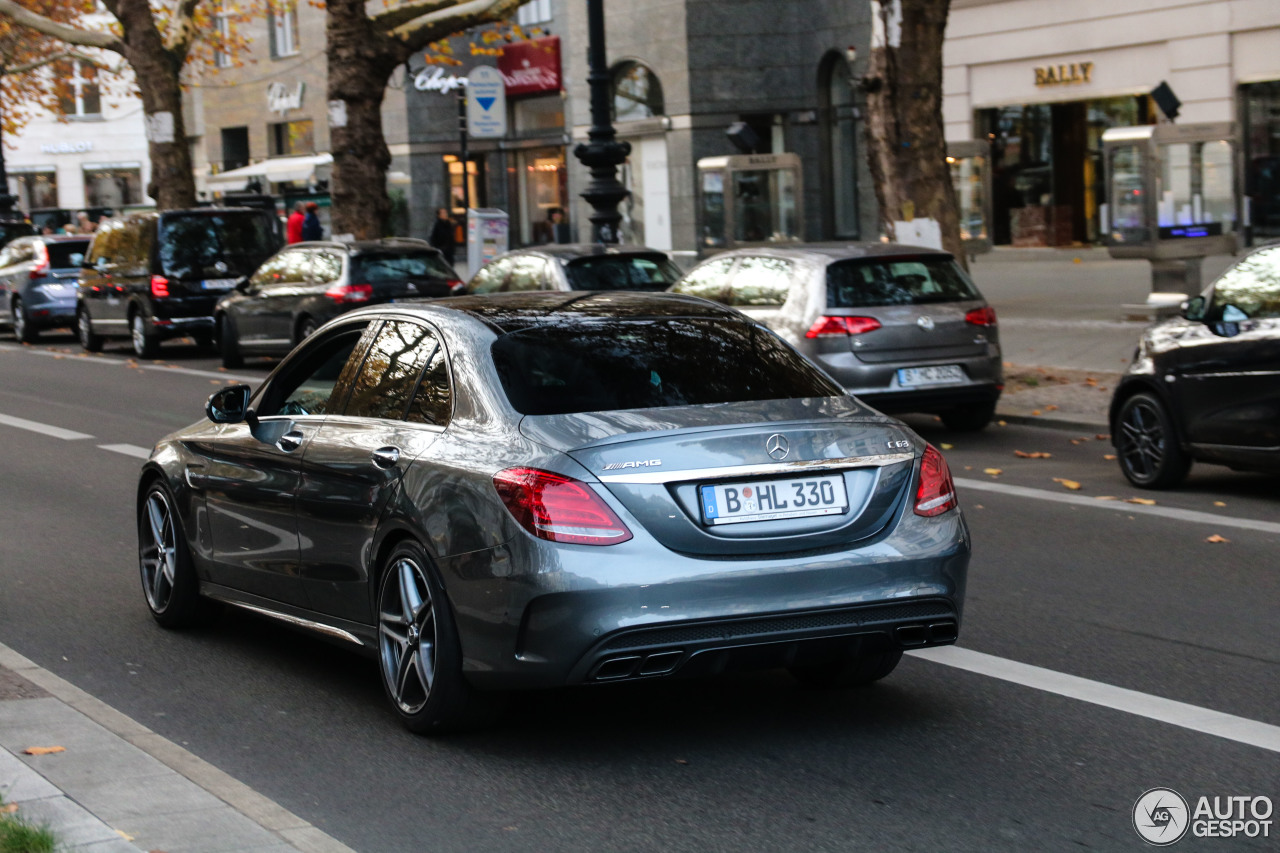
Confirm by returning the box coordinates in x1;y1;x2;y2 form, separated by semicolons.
5;49;122;75
0;0;124;53
386;0;523;48
368;0;456;33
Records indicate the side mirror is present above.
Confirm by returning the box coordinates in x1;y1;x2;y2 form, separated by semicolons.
206;384;252;424
236;278;252;293
1181;295;1206;321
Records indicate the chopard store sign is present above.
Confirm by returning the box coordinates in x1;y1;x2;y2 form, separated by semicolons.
1035;61;1094;87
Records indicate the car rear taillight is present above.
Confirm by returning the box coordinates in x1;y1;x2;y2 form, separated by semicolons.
447;279;465;294
965;306;997;326
915;444;957;517
326;282;373;304
493;467;633;546
150;275;170;298
805;315;882;338
30;242;49;279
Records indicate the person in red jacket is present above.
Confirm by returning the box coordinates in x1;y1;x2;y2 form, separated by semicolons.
286;201;305;244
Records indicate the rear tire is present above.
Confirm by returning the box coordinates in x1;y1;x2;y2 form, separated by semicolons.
376;541;504;733
940;401;996;432
130;311;160;359
138;481;218;628
1115;392;1190;489
218;315;244;369
76;306;103;352
12;297;38;343
789;648;903;688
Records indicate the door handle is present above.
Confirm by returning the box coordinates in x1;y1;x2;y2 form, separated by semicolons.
276;430;304;452
372;446;401;469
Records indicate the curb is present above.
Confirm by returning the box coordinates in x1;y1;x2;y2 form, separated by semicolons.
0;641;358;853
994;411;1110;434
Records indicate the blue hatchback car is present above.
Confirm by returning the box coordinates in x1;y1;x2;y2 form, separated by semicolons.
0;235;91;343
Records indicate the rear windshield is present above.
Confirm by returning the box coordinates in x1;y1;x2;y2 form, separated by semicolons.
827;256;981;307
159;213;279;279
350;251;455;283
492;319;841;415
563;254;683;291
47;240;90;269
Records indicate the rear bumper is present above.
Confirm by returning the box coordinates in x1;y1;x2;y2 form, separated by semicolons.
147;314;216;340
814;350;1003;414
856;382;1002;414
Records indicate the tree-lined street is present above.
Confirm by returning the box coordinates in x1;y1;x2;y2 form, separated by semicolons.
0;323;1275;850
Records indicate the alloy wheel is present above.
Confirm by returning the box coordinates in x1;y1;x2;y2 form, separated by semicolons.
140;489;178;615
378;556;438;714
12;300;29;342
1116;393;1189;488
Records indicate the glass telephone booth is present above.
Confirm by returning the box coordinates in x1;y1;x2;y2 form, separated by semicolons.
1101;122;1238;297
697;153;804;253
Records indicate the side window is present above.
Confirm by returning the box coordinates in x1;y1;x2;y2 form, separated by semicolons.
670;257;736;303
406;343;451;426
312;251;343;284
343;321;439;420
725;256;795;307
257;323;376;417
86;222;121;268
249;255;289;291
1211;247;1280;320
277;250;312;284
115;220;153;276
506;256;549;292
468;258;511;294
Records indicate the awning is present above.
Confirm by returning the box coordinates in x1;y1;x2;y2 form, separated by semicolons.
205;153;334;189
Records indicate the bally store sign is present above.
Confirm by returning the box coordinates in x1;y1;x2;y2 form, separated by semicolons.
1034;61;1094;87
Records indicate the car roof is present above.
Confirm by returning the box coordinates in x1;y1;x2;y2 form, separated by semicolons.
357;291;743;334
506;243;670;261
290;238;437;255
707;242;956;263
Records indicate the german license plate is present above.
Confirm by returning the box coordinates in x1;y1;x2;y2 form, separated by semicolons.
202;278;238;290
700;474;848;526
897;364;965;387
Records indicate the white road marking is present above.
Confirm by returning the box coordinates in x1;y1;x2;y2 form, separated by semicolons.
0;412;94;441
955;477;1280;535
98;443;152;460
911;646;1280;754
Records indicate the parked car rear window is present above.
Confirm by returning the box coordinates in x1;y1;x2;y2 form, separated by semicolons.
47;240;91;269
563;254;682;291
491;319;841;415
827;256;980;307
351;251;455;284
159;213;278;279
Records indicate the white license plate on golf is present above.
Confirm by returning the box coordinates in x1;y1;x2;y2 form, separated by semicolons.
700;474;848;525
202;278;238;290
897;364;965;387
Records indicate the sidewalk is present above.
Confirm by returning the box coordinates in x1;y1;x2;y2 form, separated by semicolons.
0;642;356;853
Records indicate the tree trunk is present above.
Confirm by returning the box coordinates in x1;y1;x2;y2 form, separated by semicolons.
863;0;964;266
113;0;196;209
326;0;403;240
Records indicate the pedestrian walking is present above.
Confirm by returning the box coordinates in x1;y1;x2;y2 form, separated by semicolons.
286;202;305;244
301;202;323;241
428;208;457;265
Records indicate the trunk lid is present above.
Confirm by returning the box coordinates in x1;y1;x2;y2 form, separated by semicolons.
521;398;919;556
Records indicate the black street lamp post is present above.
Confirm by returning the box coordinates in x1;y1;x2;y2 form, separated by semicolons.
573;0;629;243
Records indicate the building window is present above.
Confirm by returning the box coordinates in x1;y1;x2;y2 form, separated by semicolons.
84;165;142;207
221;127;250;171
444;154;482;216
1242;81;1280;245
56;61;101;119
268;119;314;156
612;61;663;122
270;2;299;58
8;170;58;210
820;54;859;239
516;0;551;26
214;5;233;68
516;147;567;246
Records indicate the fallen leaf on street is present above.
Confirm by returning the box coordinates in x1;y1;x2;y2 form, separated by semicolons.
1070;440;1083;445
1126;497;1157;506
997;420;1007;427
1104;454;1117;461
1095;434;1110;441
1084;377;1098;386
983;468;1003;477
1205;534;1229;544
1045;405;1059;411
23;746;65;755
1014;450;1052;459
940;443;954;450
115;830;135;841
675;758;689;765
1031;409;1042;416
1052;478;1082;490
1095;496;1119;501
974;504;984;510
209;380;223;385
1213;501;1226;507
0;803;17;814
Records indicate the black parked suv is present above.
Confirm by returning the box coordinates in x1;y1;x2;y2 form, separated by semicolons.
76;208;281;358
214;238;459;368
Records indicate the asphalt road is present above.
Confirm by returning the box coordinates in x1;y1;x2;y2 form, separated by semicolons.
1;334;1277;852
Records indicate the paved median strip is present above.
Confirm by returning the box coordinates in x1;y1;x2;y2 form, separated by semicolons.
955;477;1280;535
911;646;1280;754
